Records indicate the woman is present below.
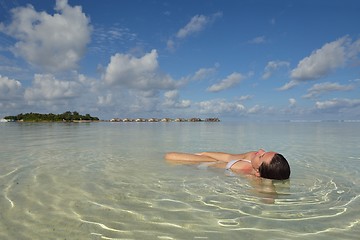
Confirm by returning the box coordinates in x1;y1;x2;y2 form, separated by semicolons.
164;149;290;180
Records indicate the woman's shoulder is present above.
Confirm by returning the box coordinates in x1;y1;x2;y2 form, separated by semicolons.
230;159;252;168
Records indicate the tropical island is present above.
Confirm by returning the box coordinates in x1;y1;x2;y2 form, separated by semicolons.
4;111;99;122
2;112;220;123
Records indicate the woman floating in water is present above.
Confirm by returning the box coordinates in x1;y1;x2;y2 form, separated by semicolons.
165;149;290;180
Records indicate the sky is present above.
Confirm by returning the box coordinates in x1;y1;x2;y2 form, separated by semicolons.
0;0;360;121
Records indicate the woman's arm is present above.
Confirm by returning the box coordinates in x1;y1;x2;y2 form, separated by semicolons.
164;152;218;162
197;151;254;163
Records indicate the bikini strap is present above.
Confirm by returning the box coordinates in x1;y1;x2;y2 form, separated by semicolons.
225;159;251;170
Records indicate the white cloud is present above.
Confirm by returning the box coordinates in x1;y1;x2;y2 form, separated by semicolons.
102;49;178;91
125;90;161;114
0;72;23;118
278;80;299;91
0;75;22;100
197;99;245;114
291;36;349;81
0;75;21;92
280;36;360;91
176;100;192;109
176;12;222;39
207;72;245;92
247;104;263;114
1;0;92;72
164;90;178;100
249;36;266;44
347;38;360;59
289;98;297;107
92;25;137;54
24;74;81;102
315;98;360;110
163;90;191;108
192;67;217;81
167;12;222;51
177;14;208;39
262;60;290;79
303;82;354;99
92;89;148;117
97;93;113;106
237;95;252;101
166;39;176;52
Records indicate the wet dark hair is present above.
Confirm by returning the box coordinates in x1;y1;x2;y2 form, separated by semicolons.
258;153;290;180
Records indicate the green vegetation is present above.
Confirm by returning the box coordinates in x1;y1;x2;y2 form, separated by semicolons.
4;111;99;122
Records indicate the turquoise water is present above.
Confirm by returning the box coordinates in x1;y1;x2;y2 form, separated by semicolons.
0;122;359;239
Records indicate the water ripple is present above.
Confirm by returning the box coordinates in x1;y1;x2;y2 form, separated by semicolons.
1;122;360;239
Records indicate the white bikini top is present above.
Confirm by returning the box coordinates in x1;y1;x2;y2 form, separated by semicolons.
225;159;251;170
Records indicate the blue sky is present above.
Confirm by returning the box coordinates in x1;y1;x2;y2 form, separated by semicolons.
0;0;359;121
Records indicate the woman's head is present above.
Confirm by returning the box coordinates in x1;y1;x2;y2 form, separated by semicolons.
251;150;290;180
258;153;290;180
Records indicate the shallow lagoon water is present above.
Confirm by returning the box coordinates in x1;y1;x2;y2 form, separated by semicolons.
0;121;359;239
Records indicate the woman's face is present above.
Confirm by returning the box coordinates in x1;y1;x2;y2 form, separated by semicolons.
251;149;276;172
